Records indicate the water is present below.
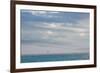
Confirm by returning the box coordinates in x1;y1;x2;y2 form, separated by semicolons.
21;53;89;63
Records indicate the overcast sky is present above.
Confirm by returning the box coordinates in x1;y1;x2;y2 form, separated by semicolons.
20;9;90;55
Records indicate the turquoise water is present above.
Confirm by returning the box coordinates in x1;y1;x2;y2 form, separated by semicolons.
21;53;89;63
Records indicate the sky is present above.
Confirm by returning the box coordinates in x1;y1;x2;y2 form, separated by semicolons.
20;9;90;55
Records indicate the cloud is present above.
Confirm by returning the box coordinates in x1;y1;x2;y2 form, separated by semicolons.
21;9;89;23
30;10;60;15
31;11;47;15
25;10;60;18
21;10;90;55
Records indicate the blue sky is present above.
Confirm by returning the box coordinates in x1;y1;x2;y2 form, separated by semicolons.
21;9;90;55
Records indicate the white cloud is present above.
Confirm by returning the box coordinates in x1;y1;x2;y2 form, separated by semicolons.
21;14;90;55
28;10;59;18
34;22;88;33
49;23;57;28
31;10;59;15
46;30;53;35
31;11;47;15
